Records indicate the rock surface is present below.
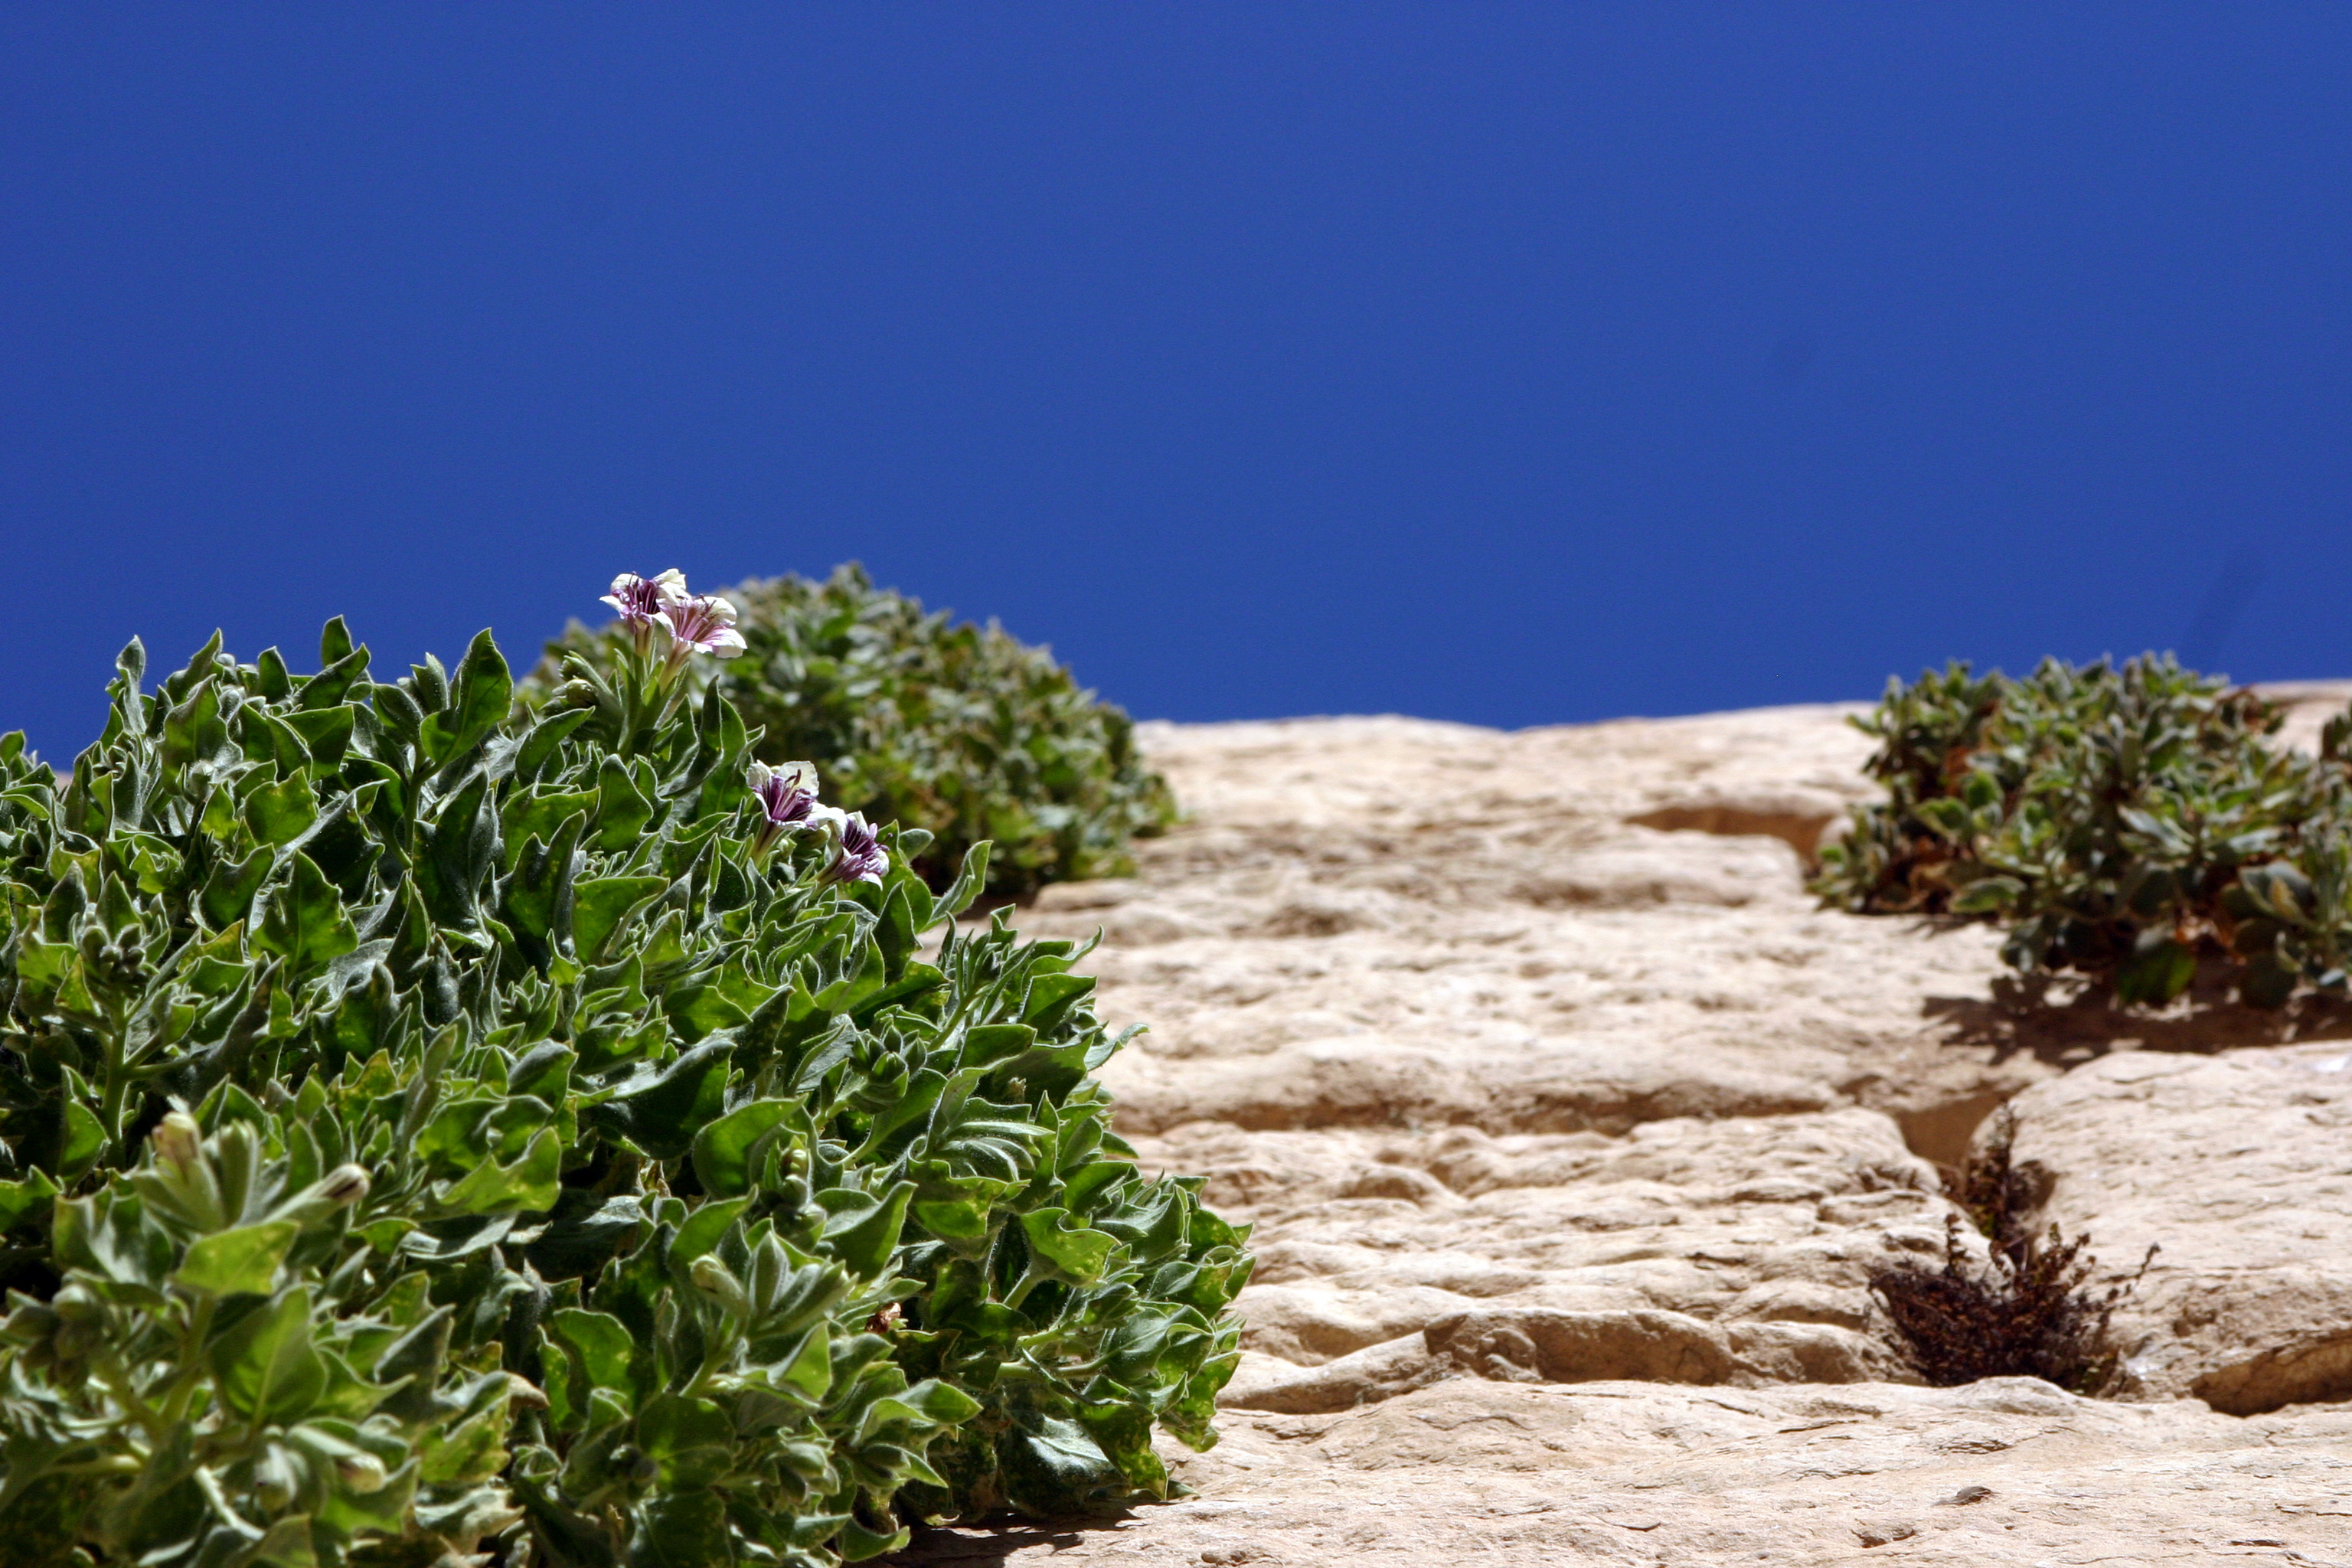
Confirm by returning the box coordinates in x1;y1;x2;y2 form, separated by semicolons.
903;1379;2352;1566
899;695;2352;1564
2011;1044;2352;1415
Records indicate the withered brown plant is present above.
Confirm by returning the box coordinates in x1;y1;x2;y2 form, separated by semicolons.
1869;1109;2155;1394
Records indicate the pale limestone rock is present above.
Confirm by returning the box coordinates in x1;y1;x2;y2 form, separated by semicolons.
1133;1109;1944;1383
900;1379;2352;1565
2008;1043;2352;1413
893;696;2352;1566
1049;710;2256;1169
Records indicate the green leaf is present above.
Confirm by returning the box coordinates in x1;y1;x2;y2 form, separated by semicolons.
667;1196;748;1273
2115;932;2197;1007
998;1412;1119;1515
635;1392;735;1488
433;1129;561;1217
173;1219;297;1297
511;706;594;785
211;1286;328;1425
372;1305;453;1428
318;615;354;668
255;852;359;974
546;1308;636;1393
244;770;319;846
1020;1207;1119;1286
822;1181;913;1279
55;1098;108;1183
280;704;355;768
1021;972;1096;1028
929;841;992;926
913;1198;989;1244
301;642;373;711
523;1191;642;1282
162;677;228;766
838;1517;911;1563
690;1100;795;1200
0;1169;60;1233
502;790;598;866
775;1324;833;1402
1075;1392;1169;1497
1949;874;2024;915
419;629;513;764
200;848;271;931
508;1040;578;1103
852;1378;980;1446
958;1024;1036;1070
590;755;656;851
636;1488;734;1566
582;1040;733;1161
570;875;669;963
421;1407;511;1487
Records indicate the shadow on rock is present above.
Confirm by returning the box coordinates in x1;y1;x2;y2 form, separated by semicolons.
1922;961;2352;1067
893;1523;1094;1565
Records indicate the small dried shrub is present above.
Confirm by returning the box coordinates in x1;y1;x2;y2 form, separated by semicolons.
1870;1112;2152;1394
1816;653;2352;1008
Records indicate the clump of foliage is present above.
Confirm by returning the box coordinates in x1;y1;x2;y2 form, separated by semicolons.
0;580;1246;1566
1869;1112;2152;1394
541;564;1175;900
1815;653;2352;1007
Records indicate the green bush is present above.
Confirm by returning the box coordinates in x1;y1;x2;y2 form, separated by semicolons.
537;565;1175;900
1815;653;2352;1008
0;590;1246;1566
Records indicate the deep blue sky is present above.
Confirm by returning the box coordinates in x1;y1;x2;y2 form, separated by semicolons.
6;6;2350;762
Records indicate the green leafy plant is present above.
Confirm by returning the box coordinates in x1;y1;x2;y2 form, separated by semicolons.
538;564;1176;898
1815;654;2352;1008
1;580;1246;1566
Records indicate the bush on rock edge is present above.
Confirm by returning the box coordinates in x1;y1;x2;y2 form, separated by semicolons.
0;575;1246;1567
1817;653;2352;1008
538;564;1176;900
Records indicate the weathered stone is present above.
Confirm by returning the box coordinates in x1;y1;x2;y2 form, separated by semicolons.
1133;1109;1945;1383
893;697;2352;1565
2008;1044;2352;1414
900;1379;2352;1565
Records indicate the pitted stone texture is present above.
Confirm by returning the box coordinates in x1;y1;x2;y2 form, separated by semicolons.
2007;1044;2352;1414
897;1378;2352;1566
895;697;2352;1566
1073;711;2017;1145
1133;1109;1948;1393
1037;710;2352;1160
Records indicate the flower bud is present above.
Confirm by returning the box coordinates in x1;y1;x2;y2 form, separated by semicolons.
151;1112;202;1177
610;1443;658;1486
335;1452;388;1494
318;1164;371;1207
2;1297;60;1348
51;1285;102;1361
269;1162;375;1230
50;1282;101;1325
254;1462;296;1513
689;1254;751;1317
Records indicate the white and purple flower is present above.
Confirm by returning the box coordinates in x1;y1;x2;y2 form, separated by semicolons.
659;593;747;664
825;810;888;886
603;570;689;655
747;759;820;854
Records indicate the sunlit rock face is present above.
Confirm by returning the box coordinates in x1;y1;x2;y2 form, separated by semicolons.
907;690;2352;1566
